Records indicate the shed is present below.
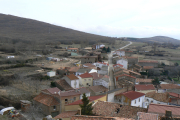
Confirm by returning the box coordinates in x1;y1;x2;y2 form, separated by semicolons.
47;71;56;77
20;100;31;112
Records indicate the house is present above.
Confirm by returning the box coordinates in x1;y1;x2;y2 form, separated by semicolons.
78;73;93;87
63;74;79;89
116;58;128;69
168;92;180;106
93;75;109;88
97;66;109;75
137;112;159;120
142;66;154;71
135;78;153;84
90;72;103;81
92;44;105;50
138;60;158;67
34;87;81;114
114;91;145;107
80;56;98;64
54;111;77;120
65;95;106;112
115;74;136;87
93;62;109;68
55;79;74;91
47;71;56;77
78;87;91;99
148;103;180;117
144;91;169;108
67;48;79;53
114;56;138;67
87;85;108;96
92;101;147;119
75;68;91;76
135;84;156;94
83;63;96;69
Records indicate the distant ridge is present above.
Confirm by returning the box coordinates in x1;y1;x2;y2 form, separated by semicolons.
126;36;180;44
0;13;112;44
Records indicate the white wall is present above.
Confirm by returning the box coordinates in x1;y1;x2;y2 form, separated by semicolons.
107;93;115;102
93;79;109;88
131;95;145;107
143;97;168;108
80;92;90;99
116;59;128;69
71;79;79;89
47;71;56;77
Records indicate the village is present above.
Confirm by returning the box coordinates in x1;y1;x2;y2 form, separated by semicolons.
1;41;180;120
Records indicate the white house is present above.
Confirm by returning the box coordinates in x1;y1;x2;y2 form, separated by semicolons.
116;58;128;69
143;91;169;108
115;91;145;108
93;75;109;88
6;56;15;59
116;50;125;57
93;62;109;69
47;71;56;77
63;74;79;89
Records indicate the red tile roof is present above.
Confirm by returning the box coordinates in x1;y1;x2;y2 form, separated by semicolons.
135;84;155;91
43;87;60;94
160;84;180;89
145;91;169;103
116;91;145;100
148;103;180;116
90;72;103;80
79;73;93;78
68;48;79;50
54;111;77;119
55;79;74;91
33;93;59;106
138;60;158;63
67;74;79;80
88;85;108;93
137;112;158;120
169;92;180;98
98;62;109;66
136;78;153;83
92;101;147;119
69;67;80;72
116;74;136;81
66;95;105;106
78;87;90;94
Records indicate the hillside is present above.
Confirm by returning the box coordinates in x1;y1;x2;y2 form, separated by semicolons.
126;36;180;45
0;13;113;44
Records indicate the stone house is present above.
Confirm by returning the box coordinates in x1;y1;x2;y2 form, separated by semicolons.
55;79;74;91
63;74;79;89
33;88;81;116
80;56;98;64
114;91;145;108
78;73;93;87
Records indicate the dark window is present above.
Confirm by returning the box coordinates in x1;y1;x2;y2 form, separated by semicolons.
139;98;140;102
65;99;68;102
53;106;56;110
74;97;76;101
87;83;89;85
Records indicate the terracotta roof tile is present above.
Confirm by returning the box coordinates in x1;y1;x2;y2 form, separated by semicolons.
136;78;153;83
135;84;155;91
79;73;93;78
42;87;60;94
169;92;180;98
148;103;180;116
33;93;59;106
145;91;169;103
137;112;158;120
116;74;136;81
116;91;145;100
160;84;180;89
69;67;80;72
66;95;105;106
67;74;79;80
55;79;74;91
78;87;90;94
54;111;77;119
90;72;103;80
93;101;147;119
88;85;108;93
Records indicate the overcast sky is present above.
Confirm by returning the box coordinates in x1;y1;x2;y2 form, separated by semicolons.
0;0;180;39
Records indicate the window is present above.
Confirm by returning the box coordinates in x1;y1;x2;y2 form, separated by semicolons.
135;100;136;104
53;106;56;110
73;97;76;101
65;99;68;102
151;100;153;103
139;98;140;102
87;83;89;85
